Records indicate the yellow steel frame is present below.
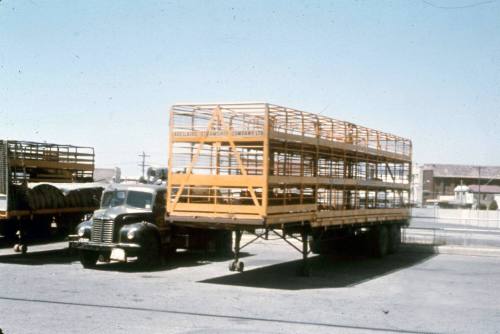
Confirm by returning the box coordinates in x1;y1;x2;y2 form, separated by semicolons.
167;103;412;229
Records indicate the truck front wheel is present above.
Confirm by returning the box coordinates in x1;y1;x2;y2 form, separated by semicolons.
79;250;98;268
137;236;160;268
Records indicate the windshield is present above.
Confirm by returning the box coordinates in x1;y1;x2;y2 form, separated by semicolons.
126;191;153;209
100;190;153;209
101;191;126;208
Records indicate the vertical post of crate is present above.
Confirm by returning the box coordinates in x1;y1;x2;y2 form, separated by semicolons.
166;107;174;213
263;104;270;219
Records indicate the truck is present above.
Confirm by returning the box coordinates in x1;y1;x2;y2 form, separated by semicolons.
69;183;232;268
0;140;103;253
166;103;412;275
70;102;412;273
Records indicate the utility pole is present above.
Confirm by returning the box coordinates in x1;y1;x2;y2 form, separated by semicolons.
477;166;481;209
138;151;150;179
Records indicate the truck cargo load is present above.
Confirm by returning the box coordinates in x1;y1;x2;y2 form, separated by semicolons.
0;140;103;253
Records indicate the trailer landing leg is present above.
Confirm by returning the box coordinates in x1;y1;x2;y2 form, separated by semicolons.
13;220;28;254
229;230;244;272
297;230;310;277
227;227;311;276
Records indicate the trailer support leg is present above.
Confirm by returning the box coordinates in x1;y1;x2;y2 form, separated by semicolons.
229;230;244;272
14;220;28;254
298;230;310;277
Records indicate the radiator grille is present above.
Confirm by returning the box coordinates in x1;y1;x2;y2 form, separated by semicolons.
91;219;114;243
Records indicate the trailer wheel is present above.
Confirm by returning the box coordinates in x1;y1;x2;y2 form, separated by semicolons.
79;250;98;268
309;233;332;255
229;260;244;272
370;226;389;258
236;261;244;272
388;224;401;254
229;261;236;271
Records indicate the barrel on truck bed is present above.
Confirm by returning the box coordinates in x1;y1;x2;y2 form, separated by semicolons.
0;140;103;252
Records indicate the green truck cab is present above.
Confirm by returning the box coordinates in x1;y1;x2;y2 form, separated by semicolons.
70;183;231;268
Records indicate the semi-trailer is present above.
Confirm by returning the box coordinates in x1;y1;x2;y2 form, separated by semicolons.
0;140;103;252
166;103;412;275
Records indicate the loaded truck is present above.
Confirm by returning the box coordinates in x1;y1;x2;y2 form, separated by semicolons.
70;102;412;274
166;103;412;275
0;140;103;252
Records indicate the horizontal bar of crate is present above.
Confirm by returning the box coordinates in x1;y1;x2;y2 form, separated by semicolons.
171;103;411;158
167;208;409;228
168;175;409;190
263;208;409;226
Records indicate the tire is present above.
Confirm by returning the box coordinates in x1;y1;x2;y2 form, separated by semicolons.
79;250;98;268
309;233;331;255
137;235;161;268
370;226;389;258
215;231;233;256
388;224;401;254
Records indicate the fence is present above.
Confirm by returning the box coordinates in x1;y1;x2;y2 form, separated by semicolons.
412;207;500;229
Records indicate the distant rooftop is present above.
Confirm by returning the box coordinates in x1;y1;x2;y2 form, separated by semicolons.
467;184;500;194
423;164;500;179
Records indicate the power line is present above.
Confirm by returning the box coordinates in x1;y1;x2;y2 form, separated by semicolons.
422;0;497;9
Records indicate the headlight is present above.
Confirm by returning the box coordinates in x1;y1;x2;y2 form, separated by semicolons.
78;226;86;237
127;228;137;240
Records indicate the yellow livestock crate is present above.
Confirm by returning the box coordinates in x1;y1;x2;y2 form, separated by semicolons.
167;103;412;229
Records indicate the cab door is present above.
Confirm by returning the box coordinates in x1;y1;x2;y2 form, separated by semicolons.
153;190;166;227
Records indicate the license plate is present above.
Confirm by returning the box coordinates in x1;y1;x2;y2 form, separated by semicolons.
110;248;126;261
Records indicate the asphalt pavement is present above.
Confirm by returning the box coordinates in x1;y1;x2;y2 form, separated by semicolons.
1;222;500;334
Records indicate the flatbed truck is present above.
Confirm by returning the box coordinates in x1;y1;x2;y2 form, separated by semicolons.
0;140;103;252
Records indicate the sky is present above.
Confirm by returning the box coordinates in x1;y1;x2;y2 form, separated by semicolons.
1;0;499;176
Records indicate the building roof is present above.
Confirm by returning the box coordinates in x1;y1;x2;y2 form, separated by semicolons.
467;184;500;194
423;164;500;179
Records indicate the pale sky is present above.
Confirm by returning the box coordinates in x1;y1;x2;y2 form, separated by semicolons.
1;0;499;176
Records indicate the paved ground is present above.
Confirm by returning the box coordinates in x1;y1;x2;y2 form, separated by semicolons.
1;234;500;334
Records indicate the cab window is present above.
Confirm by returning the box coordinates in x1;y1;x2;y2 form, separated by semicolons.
127;191;153;209
101;191;126;208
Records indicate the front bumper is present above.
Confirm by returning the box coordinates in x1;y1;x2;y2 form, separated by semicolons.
69;239;141;252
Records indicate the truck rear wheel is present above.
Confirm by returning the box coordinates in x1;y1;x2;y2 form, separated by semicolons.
215;231;233;256
388;224;401;254
79;250;98;268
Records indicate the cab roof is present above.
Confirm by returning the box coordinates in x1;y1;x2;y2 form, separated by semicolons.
103;183;164;194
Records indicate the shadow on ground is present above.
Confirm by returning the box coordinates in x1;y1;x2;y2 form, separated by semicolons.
0;234;68;249
0;246;250;272
199;244;437;290
0;248;76;265
92;251;250;273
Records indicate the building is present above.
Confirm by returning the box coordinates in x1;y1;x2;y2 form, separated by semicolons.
411;163;423;207
467;184;500;209
420;164;500;205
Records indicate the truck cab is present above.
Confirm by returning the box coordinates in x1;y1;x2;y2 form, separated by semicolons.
70;184;168;267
